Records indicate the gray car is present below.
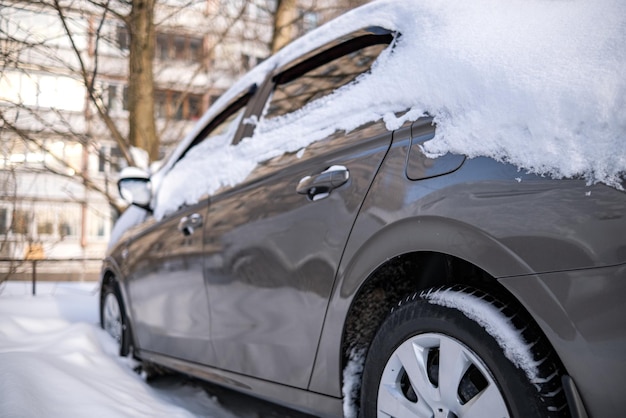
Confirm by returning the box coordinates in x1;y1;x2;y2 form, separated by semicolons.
100;5;625;418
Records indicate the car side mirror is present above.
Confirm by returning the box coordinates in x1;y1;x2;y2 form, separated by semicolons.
118;167;152;210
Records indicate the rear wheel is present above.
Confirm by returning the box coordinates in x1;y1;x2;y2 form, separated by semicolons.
100;281;132;356
360;285;569;417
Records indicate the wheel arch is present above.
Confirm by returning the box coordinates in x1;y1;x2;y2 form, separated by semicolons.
312;216;566;405
340;250;516;366
338;216;535;356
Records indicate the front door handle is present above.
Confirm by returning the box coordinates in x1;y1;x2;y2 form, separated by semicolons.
297;165;349;201
178;213;203;236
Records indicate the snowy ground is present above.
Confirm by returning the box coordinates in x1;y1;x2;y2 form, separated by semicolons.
0;281;274;418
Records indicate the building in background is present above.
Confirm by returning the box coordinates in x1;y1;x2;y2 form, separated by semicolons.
0;0;361;280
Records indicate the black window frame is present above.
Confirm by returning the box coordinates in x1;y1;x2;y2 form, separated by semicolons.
273;29;395;86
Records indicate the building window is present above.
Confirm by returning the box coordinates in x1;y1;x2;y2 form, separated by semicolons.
97;146;123;174
188;96;201;121
156;33;204;63
0;208;7;234
106;84;118;113
111;146;124;172
155;90;167;119
241;54;265;72
87;207;108;239
122;85;129;111
157;33;170;60
58;218;76;238
155;90;205;121
189;38;202;62
12;209;30;235
98;147;107;173
242;54;252;71
37;215;54;236
117;25;129;50
174;36;186;60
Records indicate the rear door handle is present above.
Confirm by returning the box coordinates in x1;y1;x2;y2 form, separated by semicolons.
297;165;349;201
178;213;203;236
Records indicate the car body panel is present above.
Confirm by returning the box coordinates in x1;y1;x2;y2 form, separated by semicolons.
122;200;216;365
138;350;343;418
501;263;626;417
202;121;393;388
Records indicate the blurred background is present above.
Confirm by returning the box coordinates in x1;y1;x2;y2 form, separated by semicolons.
0;0;367;285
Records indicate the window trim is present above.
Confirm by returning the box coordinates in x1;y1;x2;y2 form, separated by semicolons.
273;27;396;86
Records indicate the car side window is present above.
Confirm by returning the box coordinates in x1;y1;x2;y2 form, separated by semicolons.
239;32;395;186
177;89;253;162
155;94;250;216
265;42;389;120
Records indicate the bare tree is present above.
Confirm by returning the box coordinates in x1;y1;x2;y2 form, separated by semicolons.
0;0;365;210
127;0;158;161
271;0;296;53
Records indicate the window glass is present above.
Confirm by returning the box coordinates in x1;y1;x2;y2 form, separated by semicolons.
36;208;54;236
117;25;129;50
0;207;8;234
156;33;204;63
265;43;388;119
58;213;79;238
174;36;186;60
155;90;205;121
87;207;108;238
195;105;246;146
12;209;30;235
155;101;248;215
189;38;202;62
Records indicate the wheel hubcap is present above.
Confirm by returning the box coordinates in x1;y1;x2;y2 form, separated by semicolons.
377;333;509;418
103;293;123;344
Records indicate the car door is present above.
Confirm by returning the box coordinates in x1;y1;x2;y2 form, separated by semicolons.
203;30;396;388
122;92;252;366
123;200;212;364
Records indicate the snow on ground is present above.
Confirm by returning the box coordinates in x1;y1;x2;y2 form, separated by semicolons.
0;282;238;418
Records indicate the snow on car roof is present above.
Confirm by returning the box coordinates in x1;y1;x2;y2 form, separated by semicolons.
153;0;625;220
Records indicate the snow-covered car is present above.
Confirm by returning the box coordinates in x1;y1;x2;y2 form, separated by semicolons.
100;1;625;417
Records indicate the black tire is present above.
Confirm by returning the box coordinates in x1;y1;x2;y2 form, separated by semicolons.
100;280;132;357
360;285;569;418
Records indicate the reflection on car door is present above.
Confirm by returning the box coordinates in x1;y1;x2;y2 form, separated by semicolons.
124;93;252;366
203;121;393;388
124;200;214;365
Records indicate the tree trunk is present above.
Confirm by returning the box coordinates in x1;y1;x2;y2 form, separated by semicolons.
128;0;158;163
271;0;297;53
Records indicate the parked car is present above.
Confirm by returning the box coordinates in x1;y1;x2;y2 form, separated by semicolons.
100;1;625;417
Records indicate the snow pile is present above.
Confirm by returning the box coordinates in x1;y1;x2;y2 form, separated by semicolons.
342;348;366;418
151;0;625;219
0;283;235;418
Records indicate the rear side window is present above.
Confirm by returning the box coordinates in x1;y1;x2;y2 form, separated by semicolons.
265;41;390;119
